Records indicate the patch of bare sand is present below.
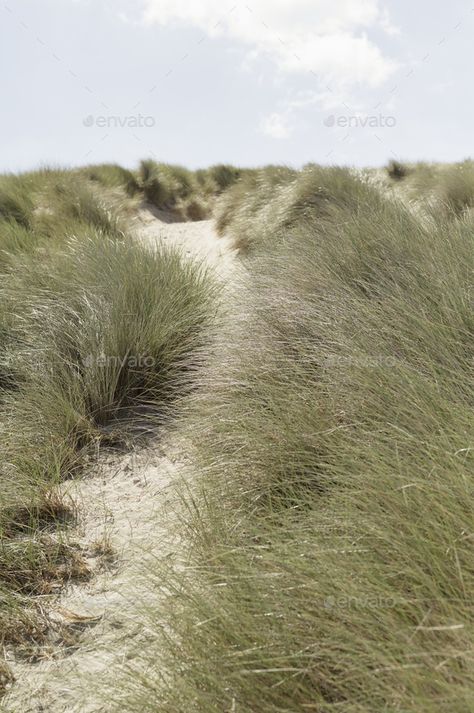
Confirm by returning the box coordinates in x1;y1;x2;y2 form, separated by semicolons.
135;209;237;280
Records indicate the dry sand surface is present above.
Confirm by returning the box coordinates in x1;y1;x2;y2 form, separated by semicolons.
2;210;237;713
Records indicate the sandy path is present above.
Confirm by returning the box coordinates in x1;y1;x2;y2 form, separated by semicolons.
136;210;237;279
2;211;236;713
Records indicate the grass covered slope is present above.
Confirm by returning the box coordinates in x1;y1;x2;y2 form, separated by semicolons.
214;163;383;254
383;158;474;220
0;167;216;688
114;168;474;712
75;159;243;222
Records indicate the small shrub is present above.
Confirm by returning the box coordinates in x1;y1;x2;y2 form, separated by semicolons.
386;159;410;181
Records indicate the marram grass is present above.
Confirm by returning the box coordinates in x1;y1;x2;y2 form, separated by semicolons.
107;166;474;713
0;166;217;688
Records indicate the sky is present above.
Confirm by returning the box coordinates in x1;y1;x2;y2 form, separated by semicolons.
1;0;473;172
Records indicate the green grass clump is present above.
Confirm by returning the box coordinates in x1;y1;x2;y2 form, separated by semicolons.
0;176;34;228
81;163;140;196
214;165;296;248
195;165;242;198
0;221;41;271
110;173;474;712
47;176;126;238
0;230;215;544
0;167;129;256
435;160;474;216
139;160;196;211
207;164;242;192
2;233;215;432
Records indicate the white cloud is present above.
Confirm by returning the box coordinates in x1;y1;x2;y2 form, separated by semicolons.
139;0;397;88
260;112;293;139
260;88;355;140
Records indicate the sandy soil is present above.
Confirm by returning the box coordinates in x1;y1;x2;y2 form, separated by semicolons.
136;209;237;279
2;210;236;713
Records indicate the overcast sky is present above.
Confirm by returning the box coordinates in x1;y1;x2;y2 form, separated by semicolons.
1;0;472;172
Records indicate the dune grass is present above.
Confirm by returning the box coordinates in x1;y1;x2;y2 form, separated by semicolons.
137;159;242;221
383;158;474;221
109;168;474;712
0;167;216;689
80;163;140;195
138;160;206;219
202;164;243;193
215;164;382;254
435;160;474;217
0;176;34;228
2;159;473;708
214;165;296;247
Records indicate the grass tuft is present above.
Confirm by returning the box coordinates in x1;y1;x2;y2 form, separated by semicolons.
0;176;34;228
